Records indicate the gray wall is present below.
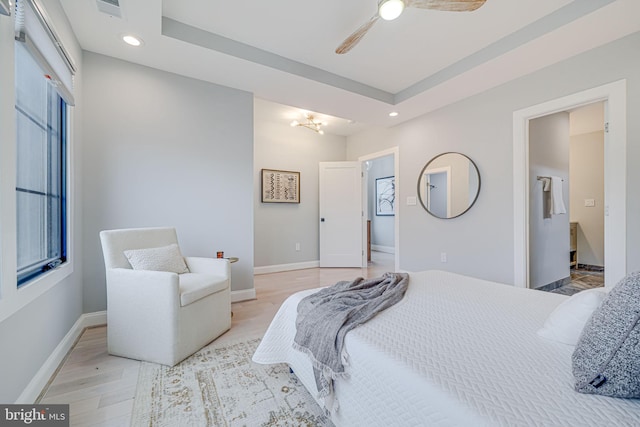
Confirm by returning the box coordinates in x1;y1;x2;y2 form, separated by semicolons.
367;155;395;249
254;99;346;267
82;52;254;312
347;31;640;284
0;1;84;402
570;130;605;267
529;113;570;289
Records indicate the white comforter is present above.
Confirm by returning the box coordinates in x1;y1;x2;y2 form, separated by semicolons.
253;270;640;426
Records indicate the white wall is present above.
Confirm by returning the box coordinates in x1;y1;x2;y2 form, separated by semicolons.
570;130;605;267
367;155;395;249
347;31;640;284
82;52;254;312
529;113;570;289
254;98;347;268
0;1;84;403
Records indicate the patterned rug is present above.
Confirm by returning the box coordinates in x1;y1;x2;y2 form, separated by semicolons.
131;337;333;427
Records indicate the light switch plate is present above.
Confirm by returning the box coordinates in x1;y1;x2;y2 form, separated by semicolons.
585;199;595;207
407;196;417;206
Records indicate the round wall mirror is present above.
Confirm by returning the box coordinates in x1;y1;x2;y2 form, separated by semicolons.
417;152;481;219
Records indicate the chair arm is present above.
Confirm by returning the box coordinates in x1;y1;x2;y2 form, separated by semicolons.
105;268;182;364
106;268;180;309
184;257;230;278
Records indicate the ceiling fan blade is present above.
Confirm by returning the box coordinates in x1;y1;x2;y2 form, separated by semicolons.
335;14;380;54
405;0;486;12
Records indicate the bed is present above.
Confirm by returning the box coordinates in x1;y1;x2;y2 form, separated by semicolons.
252;270;640;426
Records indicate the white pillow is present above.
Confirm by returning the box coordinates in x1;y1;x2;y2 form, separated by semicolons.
537;288;608;346
123;243;189;274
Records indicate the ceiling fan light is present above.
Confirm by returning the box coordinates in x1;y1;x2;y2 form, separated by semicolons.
379;0;405;21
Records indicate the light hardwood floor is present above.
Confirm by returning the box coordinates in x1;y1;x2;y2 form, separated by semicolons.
38;252;395;426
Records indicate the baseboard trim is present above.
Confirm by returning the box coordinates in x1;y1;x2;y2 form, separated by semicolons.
231;288;256;302
371;245;395;254
17;311;107;403
82;311;108;328
254;261;320;275
535;276;571;292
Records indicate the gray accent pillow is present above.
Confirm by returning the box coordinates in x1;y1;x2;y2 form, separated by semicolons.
572;271;640;398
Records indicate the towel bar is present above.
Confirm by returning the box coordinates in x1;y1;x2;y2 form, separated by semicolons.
537;176;564;181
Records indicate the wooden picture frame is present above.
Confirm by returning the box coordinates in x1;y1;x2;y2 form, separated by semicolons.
376;176;395;216
261;169;300;203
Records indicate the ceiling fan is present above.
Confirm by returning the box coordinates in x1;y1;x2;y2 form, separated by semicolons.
336;0;487;54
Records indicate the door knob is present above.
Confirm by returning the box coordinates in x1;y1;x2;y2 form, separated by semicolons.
320;218;325;222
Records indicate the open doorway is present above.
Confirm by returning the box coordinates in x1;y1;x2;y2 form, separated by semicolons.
359;147;399;272
513;80;627;289
527;102;605;295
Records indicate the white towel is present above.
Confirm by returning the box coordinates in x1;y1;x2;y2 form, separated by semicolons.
550;176;566;215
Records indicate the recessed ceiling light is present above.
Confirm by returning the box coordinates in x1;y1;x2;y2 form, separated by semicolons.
389;112;399;117
122;35;143;47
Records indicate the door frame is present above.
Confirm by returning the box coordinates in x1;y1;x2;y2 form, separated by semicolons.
359;147;400;271
512;79;627;288
422;166;451;217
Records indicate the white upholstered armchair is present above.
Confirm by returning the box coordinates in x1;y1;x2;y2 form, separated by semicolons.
99;227;231;366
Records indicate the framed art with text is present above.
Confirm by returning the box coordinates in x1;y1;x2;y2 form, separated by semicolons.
261;169;300;203
376;176;395;216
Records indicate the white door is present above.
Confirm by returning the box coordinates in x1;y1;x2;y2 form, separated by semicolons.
319;161;363;267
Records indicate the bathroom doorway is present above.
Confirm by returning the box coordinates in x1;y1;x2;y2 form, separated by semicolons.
512;80;627;289
527;103;605;295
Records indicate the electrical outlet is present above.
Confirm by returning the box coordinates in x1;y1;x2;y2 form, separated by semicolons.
295;243;300;251
440;252;447;263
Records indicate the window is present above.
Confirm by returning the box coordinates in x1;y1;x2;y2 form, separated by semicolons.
15;42;67;286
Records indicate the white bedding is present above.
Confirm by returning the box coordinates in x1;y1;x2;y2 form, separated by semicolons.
252;270;640;426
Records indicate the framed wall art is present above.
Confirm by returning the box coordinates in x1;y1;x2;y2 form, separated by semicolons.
261;169;300;203
376;176;395;216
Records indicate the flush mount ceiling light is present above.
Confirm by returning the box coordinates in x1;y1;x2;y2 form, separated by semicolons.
378;0;405;21
290;114;325;135
389;111;399;117
122;34;143;46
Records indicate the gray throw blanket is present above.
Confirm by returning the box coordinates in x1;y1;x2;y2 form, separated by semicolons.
293;272;409;406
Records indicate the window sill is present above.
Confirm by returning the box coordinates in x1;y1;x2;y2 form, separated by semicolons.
0;261;74;323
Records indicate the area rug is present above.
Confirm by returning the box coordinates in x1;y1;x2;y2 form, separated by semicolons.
131;337;333;427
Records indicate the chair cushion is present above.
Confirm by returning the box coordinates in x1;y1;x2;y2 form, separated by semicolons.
124;243;189;274
572;271;640;397
179;273;228;307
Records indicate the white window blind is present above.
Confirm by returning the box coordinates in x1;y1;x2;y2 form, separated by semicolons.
14;0;76;105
